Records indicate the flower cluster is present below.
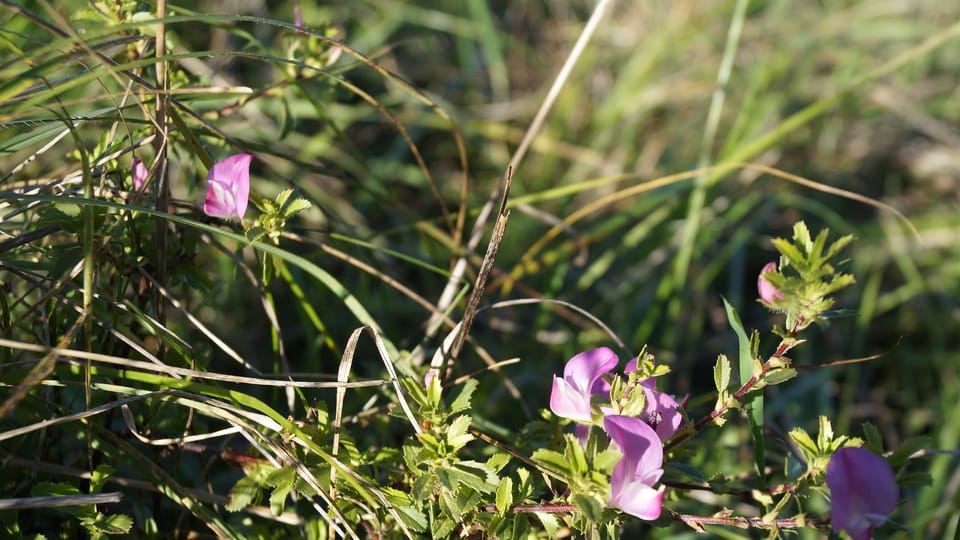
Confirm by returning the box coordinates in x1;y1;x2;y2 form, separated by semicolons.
549;347;682;520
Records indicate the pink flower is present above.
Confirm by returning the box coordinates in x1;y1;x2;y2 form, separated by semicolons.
604;415;665;520
827;447;899;540
203;154;252;220
625;358;683;441
758;261;784;305
549;347;618;423
132;157;148;190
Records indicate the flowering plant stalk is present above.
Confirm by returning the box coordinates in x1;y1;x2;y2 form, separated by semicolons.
214;221;911;539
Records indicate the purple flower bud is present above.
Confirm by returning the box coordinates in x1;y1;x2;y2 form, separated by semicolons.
549;347;618;423
132;157;148;190
604;415;665;520
203;154;252;220
293;4;304;27
758;261;783;305
827;447;898;540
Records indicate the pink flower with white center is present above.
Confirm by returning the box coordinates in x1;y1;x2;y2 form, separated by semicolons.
604;415;665;520
203;154;252;220
132;157;148;190
758;261;784;305
827;447;899;540
549;347;618;423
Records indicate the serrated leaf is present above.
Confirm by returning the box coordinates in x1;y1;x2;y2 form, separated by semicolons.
446;415;474;450
817;416;834;450
283;197;312;217
432;516;456;539
594;449;623;474
714;354;731;392
275;188;294;208
81;513;133;535
889;436;931;469
495;477;513;517
443;462;497;493
394;503;428;532
267;468;296;516
793;221;812;252
565;435;588;476
439;490;462;523
764;368;797;385
772;238;805;268
824;234;854;260
411;472;436;500
449;378;477;413
487;452;511;473
226;475;261;511
789;427;818;460
531;449;571;476
535;511;561;537
857;430;884;460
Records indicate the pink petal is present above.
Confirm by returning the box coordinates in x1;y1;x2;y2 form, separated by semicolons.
132;157;148;190
204;153;252;219
550;348;619;422
827;447;898;540
608;476;665;521
563;347;618;391
604;415;664;520
758;261;784;304
550;376;592;422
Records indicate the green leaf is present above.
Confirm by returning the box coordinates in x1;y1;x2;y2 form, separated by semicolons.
393;503;428;533
714;354;731;393
793;221;813;252
439;490;462;523
862;422;884;453
722;297;765;486
80;513;133;535
283;197;313;217
275;188;294;208
771;238;805;268
495;477;513;517
266;467;296;516
446;415;474;451
571;493;604;523
764;367;797;385
593;449;623;474
89;465;116;495
226;475;261;511
534;512;561;538
31;482;81;497
565;435;589;476
449;378;478;414
788;427;818;462
531;449;571;476
431;509;457;539
486;453;511;473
